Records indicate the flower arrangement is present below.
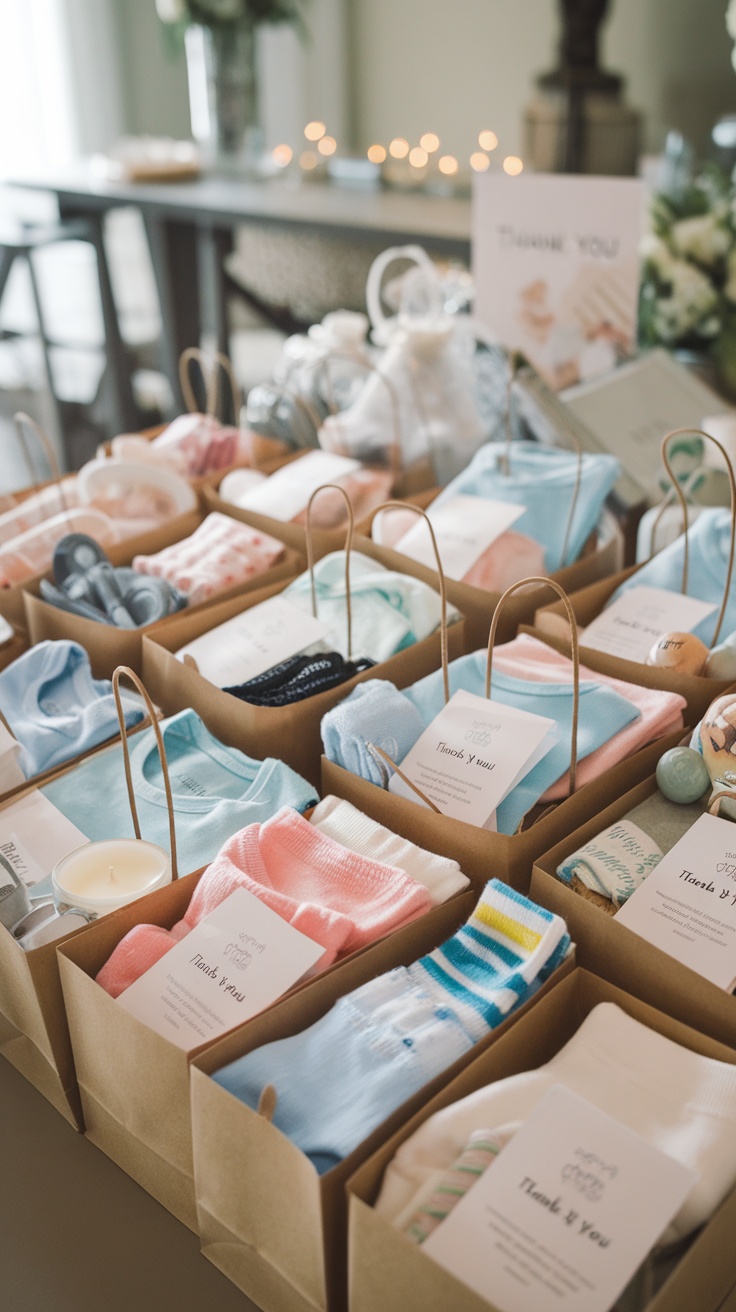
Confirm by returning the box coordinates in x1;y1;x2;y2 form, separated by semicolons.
155;0;303;27
639;167;736;373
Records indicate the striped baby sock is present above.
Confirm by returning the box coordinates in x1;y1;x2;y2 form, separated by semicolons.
401;1129;506;1244
212;880;570;1173
407;879;572;1043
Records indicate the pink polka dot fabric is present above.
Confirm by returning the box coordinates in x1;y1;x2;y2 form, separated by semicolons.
132;512;285;605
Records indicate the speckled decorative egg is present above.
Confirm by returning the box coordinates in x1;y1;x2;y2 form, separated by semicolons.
699;693;736;784
655;746;711;804
645;631;709;676
704;633;736;680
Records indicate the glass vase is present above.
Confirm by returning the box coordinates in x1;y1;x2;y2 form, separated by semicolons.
185;22;262;173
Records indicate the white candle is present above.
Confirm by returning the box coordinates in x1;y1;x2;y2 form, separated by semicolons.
52;839;171;918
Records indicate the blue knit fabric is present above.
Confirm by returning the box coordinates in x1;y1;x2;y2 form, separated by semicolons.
609;509;736;647
0;640;144;777
212;879;570;1173
321;652;639;835
432;441;620;570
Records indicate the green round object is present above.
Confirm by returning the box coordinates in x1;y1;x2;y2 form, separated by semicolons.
656;747;711;804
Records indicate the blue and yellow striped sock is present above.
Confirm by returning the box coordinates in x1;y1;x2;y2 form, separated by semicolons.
408;879;571;1043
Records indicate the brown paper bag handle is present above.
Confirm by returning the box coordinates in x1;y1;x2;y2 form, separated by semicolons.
366;743;442;812
111;666;178;880
306;484;355;660
13;411;68;510
179;347;241;423
709;785;736;818
660;427;736;648
486;577;580;796
373;499;450;704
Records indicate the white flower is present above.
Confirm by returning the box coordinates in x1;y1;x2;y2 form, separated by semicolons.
727;0;736;39
652;258;720;342
155;0;186;20
671;213;732;267
640;233;675;274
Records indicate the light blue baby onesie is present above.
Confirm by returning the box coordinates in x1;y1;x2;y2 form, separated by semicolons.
42;707;317;875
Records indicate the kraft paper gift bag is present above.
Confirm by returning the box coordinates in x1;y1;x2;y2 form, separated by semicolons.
0;694;160;1129
103;349;296;489
203;451;437;563
189;909;573;1312
346;967;736;1312
58;668;478;1230
0;626;27;672
362;489;623;652
22;513;302;681
321;578;686;891
533;428;736;723
141;492;466;791
530;758;736;1052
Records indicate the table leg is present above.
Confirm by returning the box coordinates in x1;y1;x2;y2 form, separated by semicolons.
143;215;203;413
84;212;139;435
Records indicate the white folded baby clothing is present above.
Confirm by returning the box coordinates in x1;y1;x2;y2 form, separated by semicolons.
375;1001;736;1246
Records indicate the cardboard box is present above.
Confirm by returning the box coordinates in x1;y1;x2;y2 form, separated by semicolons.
59;876;478;1233
22;515;302;680
190;930;574;1312
141;537;466;791
347;967;736;1312
321;728;683;893
359;508;624;651
530;768;736;1050
532;565;733;721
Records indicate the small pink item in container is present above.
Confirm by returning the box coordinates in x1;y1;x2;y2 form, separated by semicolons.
133;512;285;605
0;509;119;588
151;414;252;477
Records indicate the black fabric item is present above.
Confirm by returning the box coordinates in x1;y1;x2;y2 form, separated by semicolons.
224;651;375;707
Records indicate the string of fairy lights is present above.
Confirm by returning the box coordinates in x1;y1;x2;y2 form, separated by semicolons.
269;122;524;183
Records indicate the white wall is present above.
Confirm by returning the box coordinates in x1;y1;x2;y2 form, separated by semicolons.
347;0;736;163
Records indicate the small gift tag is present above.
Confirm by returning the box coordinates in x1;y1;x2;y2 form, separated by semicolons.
175;595;330;688
388;689;556;829
393;494;526;580
117;886;325;1050
0;791;89;886
581;585;717;663
423;1084;696;1312
615;811;736;989
237;451;362;521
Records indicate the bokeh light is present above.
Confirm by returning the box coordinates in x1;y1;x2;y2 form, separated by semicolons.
318;135;337;156
304;121;326;141
470;151;491;172
419;132;440;153
478;129;498;151
409;146;429;168
299;150;319;170
503;155;524;175
367;143;387;164
389;137;410;159
438;154;459;175
272;144;293;167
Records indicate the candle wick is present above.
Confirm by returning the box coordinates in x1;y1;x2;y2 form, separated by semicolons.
108;864;117;884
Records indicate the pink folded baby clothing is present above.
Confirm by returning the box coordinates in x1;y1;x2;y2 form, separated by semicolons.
490;633;686;798
373;507;546;593
132;511;285;605
95;805;432;998
293;468;394;528
152;413;251;477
